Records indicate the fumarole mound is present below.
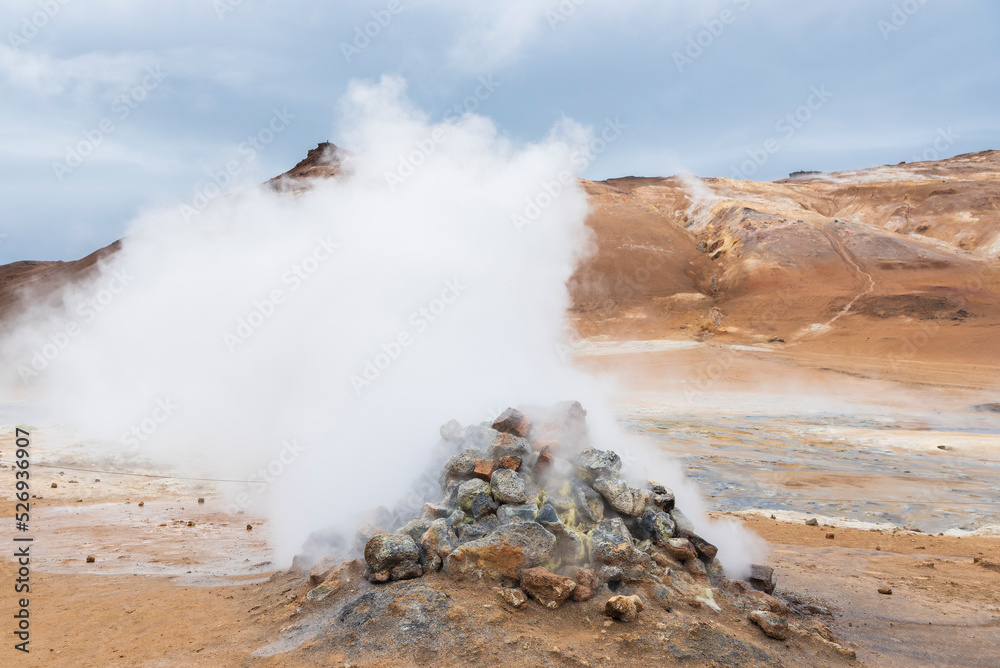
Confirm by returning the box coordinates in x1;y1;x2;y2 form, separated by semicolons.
275;404;857;666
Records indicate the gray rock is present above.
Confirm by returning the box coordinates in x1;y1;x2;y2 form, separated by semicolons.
670;507;697;534
571;480;605;524
469;491;498;519
573;447;622;481
440;449;481;488
749;563;776;595
593;477;651;516
749;610;789;640
462;424;500;452
534;504;559;523
457;478;489;511
399;518;433;542
364;533;422;582
651;584;673;611
456;522;492;544
590;518;648;582
497;503;538;524
444;522;557;580
446;509;466;528
628;509;675;544
649;481;676;512
422;503;454;519
419;519;457;572
440;419;464;442
490;468;530;505
489;432;531;461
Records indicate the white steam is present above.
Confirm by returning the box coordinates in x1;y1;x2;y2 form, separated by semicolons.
0;75;764;574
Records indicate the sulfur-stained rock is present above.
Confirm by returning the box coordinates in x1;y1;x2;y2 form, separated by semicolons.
571;479;605;524
573;448;622;482
520;567;577;608
605;594;644;622
444;522;556;580
628;509;676;544
749;610;789;640
492;408;532;438
457;478;489;511
593;477;651;517
490;468;530;505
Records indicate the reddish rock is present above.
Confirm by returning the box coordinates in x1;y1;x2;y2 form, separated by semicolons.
519;567;577;609
571;568;597;602
492;408;532;438
605;594;644;622
473;459;499;481
498;456;522;471
534;446;555;477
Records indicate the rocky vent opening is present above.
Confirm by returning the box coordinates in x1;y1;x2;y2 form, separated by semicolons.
291;402;838;646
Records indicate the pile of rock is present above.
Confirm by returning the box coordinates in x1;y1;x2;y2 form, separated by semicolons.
356;403;773;620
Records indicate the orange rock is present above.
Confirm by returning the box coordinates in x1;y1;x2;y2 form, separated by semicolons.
474;459;499;481
498;456;522;471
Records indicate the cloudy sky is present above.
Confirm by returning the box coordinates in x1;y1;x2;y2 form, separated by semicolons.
1;0;997;263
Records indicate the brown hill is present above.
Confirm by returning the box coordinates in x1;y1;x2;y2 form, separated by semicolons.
2;147;998;366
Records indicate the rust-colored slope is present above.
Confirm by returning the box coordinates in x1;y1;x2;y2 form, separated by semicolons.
2;149;998;365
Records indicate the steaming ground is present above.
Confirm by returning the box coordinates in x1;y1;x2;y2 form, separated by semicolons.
0;75;764;571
